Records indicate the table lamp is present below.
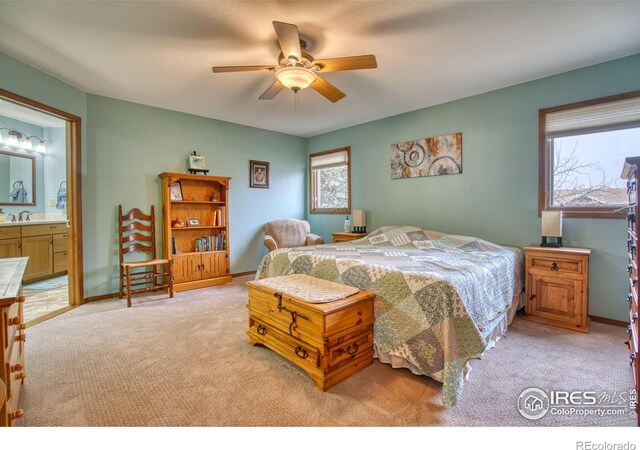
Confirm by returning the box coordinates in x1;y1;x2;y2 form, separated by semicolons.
353;210;366;233
541;211;563;247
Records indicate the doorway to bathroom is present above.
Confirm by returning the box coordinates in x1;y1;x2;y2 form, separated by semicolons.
0;88;83;324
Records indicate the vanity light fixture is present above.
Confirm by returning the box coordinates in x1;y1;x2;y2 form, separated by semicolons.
21;135;33;151
0;128;47;153
6;131;19;147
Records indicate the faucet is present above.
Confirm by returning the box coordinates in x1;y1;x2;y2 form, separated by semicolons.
18;211;32;222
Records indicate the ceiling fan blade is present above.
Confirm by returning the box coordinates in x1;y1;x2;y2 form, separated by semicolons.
273;21;302;62
212;65;275;73
259;80;284;100
311;76;346;103
314;55;378;73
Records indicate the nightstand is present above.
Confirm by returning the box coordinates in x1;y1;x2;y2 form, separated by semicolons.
523;245;591;333
332;232;368;243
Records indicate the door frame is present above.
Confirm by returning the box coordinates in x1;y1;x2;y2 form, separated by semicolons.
0;88;84;306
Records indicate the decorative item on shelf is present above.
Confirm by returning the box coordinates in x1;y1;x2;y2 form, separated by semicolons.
188;151;209;175
249;160;269;189
0;127;47;153
541;211;563;247
170;180;183;201
210;191;219;202
353;210;366;233
171;218;185;228
187;217;201;227
343;215;350;232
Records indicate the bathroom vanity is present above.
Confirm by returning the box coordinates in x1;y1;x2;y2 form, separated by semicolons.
0;221;67;282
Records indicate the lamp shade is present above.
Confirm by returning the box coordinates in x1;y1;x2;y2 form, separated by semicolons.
6;131;19;147
541;211;563;247
353;210;366;233
21;136;33;151
35;141;47;153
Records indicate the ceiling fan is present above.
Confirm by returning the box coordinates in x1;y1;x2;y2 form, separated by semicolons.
212;21;377;103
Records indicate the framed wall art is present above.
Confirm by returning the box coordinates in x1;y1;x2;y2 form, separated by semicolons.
391;132;462;179
250;160;269;189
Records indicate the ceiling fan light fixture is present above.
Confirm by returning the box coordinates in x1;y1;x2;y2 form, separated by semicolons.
276;66;316;93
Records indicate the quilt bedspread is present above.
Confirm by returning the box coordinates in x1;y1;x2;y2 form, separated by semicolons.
256;226;523;405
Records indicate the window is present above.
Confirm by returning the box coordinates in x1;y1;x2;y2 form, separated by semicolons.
310;147;351;214
539;91;640;218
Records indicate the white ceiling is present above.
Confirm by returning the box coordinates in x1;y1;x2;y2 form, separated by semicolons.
0;1;639;138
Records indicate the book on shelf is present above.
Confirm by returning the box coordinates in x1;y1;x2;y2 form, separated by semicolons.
213;208;225;227
193;232;227;252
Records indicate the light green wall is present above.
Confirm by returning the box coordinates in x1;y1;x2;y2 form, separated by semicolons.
85;95;306;296
306;54;640;322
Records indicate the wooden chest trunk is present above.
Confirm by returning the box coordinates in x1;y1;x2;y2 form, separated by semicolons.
246;278;374;390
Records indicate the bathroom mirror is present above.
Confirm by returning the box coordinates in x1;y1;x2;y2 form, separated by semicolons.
0;150;36;206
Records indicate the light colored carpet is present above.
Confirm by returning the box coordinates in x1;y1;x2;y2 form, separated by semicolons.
16;275;635;426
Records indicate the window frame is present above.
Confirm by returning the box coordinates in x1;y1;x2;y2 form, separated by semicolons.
309;146;351;215
538;90;640;219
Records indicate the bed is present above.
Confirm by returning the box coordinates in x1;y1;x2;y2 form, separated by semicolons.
256;225;523;405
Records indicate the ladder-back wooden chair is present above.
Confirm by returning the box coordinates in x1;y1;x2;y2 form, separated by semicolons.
118;205;174;307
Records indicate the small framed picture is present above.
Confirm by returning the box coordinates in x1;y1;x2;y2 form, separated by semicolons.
250;160;269;189
187;217;201;227
170;181;183;201
189;154;206;170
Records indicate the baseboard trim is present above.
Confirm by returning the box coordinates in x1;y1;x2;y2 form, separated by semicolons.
589;315;627;327
83;271;256;303
84;292;118;303
232;271;256;278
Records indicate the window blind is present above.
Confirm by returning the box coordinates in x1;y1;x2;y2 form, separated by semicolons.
310;149;348;170
545;96;640;138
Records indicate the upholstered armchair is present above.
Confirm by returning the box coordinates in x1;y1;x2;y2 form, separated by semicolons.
263;218;324;252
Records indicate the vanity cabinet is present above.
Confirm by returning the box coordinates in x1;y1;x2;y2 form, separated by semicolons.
52;233;68;273
0;223;67;283
22;236;52;280
0;240;20;259
0;228;21;259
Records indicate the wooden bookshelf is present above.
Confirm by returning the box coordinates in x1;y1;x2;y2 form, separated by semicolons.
160;172;232;292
